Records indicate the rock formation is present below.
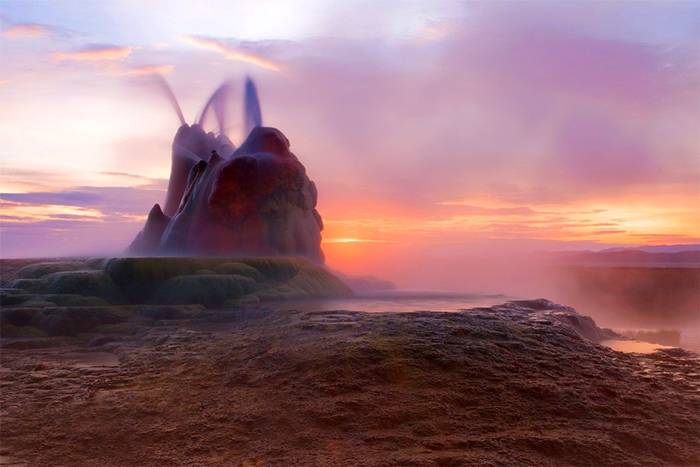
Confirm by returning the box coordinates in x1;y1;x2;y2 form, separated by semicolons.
128;78;325;263
3;294;699;466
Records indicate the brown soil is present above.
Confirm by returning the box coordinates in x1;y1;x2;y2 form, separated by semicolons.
1;302;699;466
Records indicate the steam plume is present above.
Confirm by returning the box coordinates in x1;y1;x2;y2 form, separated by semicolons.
151;74;186;125
197;80;233;135
244;76;263;135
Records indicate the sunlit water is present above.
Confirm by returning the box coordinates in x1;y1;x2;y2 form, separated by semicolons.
600;339;672;354
263;291;513;313
261;291;699;353
610;327;700;353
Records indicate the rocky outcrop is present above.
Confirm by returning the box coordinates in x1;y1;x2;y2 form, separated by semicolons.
0;257;352;320
163;123;234;217
127;204;170;254
2;299;699;466
130;124;324;262
128;78;325;262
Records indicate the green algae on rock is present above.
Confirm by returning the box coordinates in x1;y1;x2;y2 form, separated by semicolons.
151;274;259;306
15;261;90;279
102;256;351;304
0;257;352;336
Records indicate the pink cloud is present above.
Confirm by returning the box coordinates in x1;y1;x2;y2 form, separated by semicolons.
120;64;175;76
0;23;51;39
1;1;698;265
252;4;699;208
53;45;133;62
183;35;281;72
548;111;656;185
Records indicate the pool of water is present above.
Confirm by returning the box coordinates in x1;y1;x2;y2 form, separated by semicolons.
600;339;672;354
258;292;699;353
263;291;513;314
611;327;700;353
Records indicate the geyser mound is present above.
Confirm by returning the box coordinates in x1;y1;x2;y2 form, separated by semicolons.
129;77;324;262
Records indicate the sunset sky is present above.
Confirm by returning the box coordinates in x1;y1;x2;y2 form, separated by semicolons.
1;1;698;288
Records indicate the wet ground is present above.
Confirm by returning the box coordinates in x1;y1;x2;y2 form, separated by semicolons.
262;291;511;313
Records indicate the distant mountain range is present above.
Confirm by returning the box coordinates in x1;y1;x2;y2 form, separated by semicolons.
549;245;700;266
600;244;700;254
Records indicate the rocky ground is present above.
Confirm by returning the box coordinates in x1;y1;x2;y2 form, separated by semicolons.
1;257;350;309
1;299;698;466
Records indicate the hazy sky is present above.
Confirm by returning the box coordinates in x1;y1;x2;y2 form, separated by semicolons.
0;0;698;287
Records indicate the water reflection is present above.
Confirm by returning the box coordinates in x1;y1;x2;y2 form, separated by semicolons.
263;291;512;313
260;292;699;353
601;339;671;354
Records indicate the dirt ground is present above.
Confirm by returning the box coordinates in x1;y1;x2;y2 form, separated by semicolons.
1;301;699;466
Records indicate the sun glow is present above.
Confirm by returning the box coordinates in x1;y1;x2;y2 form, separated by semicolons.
0;200;104;223
323;237;390;244
319;193;700;267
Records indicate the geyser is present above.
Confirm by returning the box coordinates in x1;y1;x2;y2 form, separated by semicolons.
129;77;325;263
243;77;263;135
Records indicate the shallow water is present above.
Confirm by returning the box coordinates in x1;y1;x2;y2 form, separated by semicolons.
264;291;512;313
262;291;699;353
600;339;672;354
612;326;700;352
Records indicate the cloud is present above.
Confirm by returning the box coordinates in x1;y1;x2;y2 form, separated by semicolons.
416;20;453;42
435;203;538;216
91;63;176;77
99;172;168;187
0;186;164;217
0;216;141;258
548;110;656;185
255;2;699;209
53;45;133;62
0;168;104;192
120;64;175;76
183;35;281;71
0;186;163;257
0;1;698;264
0;191;103;206
0;23;51;39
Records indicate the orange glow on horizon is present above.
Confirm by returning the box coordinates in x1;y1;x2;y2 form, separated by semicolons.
0;200;105;223
323;236;392;243
319;191;700;271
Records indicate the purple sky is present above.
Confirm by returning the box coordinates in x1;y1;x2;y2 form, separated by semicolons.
1;1;699;288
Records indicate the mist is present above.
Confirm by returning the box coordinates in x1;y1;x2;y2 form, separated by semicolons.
2;3;700;463
0;0;698;342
